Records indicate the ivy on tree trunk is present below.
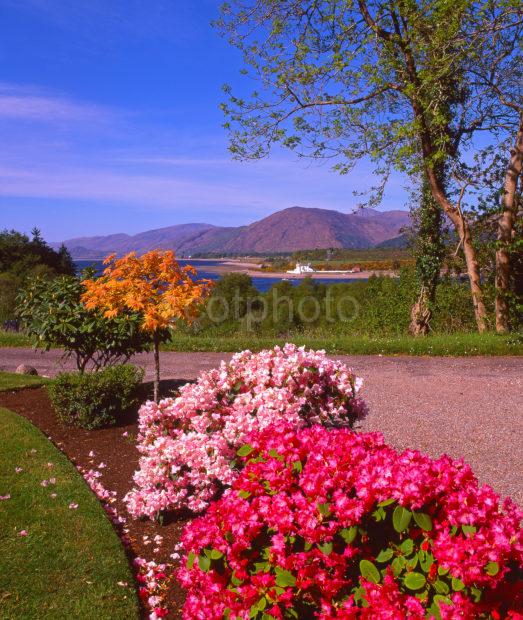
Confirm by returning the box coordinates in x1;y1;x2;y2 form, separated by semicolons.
410;175;445;336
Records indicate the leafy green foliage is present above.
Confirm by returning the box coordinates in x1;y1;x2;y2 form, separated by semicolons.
0;228;75;279
17;274;153;371
182;269;490;338
47;364;144;429
0;228;75;323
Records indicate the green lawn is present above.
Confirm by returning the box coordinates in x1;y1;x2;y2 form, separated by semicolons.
166;331;522;356
0;372;49;392
0;331;31;347
1;329;521;357
0;407;139;620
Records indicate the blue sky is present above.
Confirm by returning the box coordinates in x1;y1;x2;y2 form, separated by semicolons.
0;0;408;241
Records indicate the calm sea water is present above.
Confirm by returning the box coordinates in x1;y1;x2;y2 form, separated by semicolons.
74;259;364;293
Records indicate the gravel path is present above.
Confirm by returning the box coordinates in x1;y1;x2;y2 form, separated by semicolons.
1;347;522;504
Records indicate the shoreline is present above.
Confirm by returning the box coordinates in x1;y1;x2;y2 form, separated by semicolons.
73;257;395;279
236;269;392;279
203;261;394;279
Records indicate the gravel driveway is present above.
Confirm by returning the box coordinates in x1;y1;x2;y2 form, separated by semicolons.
1;347;521;504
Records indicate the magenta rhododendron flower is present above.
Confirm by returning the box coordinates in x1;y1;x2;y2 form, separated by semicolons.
125;345;366;518
178;424;523;618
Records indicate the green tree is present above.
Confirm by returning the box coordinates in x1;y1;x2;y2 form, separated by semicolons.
217;0;521;332
0;229;76;323
17;274;152;372
0;229;75;278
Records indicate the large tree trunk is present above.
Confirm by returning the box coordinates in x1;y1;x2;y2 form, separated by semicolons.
410;174;445;336
425;168;488;333
495;112;523;333
409;286;432;335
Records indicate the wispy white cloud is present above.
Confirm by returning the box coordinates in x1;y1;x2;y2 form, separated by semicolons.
0;163;289;212
0;83;113;123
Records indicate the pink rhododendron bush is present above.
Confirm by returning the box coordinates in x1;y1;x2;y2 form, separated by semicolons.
178;424;523;619
125;345;366;518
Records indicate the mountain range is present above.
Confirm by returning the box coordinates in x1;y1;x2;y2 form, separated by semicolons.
55;206;410;257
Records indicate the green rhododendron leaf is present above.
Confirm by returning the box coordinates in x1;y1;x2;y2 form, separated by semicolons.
406;554;418;569
372;506;386;521
419;551;434;572
359;560;380;584
451;577;465;591
238;490;251;499
237;444;254;457
186;551;196;569
254;562;269;573
413;511;433;531
391;556;406;576
462;524;477;537
376;548;394;562
292;460;303;473
268;449;283;461
231;572;242;586
434;579;450;594
317;502;331;516
318;541;333;555
393;505;412;532
275;570;296;587
470;586;482;602
204;548;223;559
257;597;267;611
399;538;414;555
438;566;449;576
434;594;453;607
378;498;395;507
198;554;211;572
404;571;426;590
339;526;358;544
485;561;499;576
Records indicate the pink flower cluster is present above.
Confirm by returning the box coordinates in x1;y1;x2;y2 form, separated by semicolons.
125;345;366;517
178;424;523;619
134;557;170;619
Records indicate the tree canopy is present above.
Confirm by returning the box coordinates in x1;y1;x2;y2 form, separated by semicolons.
217;0;522;332
0;228;75;279
81;250;213;400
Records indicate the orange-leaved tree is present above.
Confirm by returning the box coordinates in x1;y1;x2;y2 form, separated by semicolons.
81;250;212;401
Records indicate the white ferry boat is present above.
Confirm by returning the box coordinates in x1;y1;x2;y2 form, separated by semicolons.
286;262;355;275
286;262;316;274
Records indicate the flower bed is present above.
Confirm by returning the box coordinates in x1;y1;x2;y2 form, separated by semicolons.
125;345;366;517
178;424;523;619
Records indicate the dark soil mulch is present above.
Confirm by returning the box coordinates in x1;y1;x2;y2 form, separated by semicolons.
0;381;193;619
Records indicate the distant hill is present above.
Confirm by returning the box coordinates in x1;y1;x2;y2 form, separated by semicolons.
374;232;410;249
55;206;410;257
